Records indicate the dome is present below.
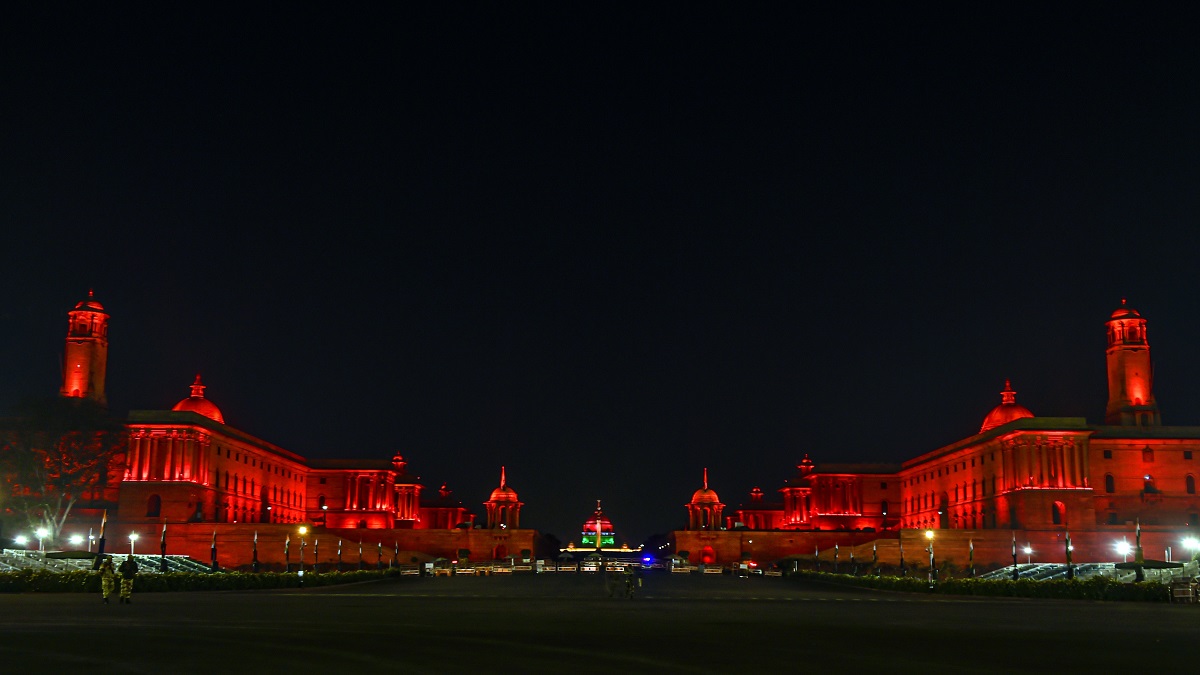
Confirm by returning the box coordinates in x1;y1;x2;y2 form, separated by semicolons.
980;380;1033;433
172;374;225;424
72;289;105;312
488;466;519;502
489;485;519;502
690;467;721;504
1110;298;1142;320
582;507;614;534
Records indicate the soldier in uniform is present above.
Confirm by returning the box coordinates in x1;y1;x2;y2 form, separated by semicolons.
98;558;116;604
117;555;139;604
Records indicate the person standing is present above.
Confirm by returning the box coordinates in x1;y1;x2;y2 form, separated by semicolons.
117;555;138;604
98;558;116;604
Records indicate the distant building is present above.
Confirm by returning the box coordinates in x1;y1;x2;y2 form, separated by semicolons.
676;300;1200;567
37;292;532;566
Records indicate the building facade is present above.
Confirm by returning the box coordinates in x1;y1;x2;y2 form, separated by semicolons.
43;292;533;565
676;301;1200;567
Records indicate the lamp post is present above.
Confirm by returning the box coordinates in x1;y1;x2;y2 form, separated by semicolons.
35;527;48;554
129;532;139;556
1023;545;1033;565
298;526;308;575
14;535;28;549
925;530;935;586
88;528;95;552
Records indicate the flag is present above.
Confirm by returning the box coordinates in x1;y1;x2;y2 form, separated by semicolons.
212;530;217;548
1012;531;1016;557
285;533;291;554
338;539;342;555
100;509;108;537
253;531;258;550
161;521;167;548
969;538;974;563
872;542;878;565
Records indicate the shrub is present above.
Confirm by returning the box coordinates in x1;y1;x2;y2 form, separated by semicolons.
788;570;1169;602
0;569;402;593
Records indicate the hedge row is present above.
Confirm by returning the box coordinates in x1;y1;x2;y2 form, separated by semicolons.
0;569;402;593
789;570;1170;602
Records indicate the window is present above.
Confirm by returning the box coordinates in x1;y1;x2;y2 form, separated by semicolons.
1105;474;1115;493
1143;448;1154;463
146;494;162;518
1108;512;1120;525
880;482;887;489
319;477;327;485
1188;475;1196;495
1103;450;1112;459
318;495;326;509
1186;451;1194;460
1144;475;1157;493
1051;502;1065;526
1190;513;1199;527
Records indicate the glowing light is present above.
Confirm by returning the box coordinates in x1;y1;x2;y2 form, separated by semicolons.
1116;540;1132;562
35;528;48;539
925;530;934;540
1183;537;1200;551
14;535;28;546
1023;546;1032;555
69;535;84;546
298;526;308;536
129;533;139;542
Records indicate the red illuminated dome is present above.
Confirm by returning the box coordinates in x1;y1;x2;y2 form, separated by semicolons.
1111;298;1142;320
74;289;105;312
980;380;1033;433
172;374;225;424
691;467;721;504
582;501;615;534
489;466;519;502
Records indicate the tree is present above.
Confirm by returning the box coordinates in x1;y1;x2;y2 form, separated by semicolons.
0;397;127;544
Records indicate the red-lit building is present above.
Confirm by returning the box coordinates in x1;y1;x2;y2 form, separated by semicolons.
676;300;1200;567
40;292;533;566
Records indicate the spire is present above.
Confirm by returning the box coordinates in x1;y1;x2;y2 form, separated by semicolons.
703;467;708;490
500;465;506;488
595;498;602;512
189;373;206;398
1000;379;1016;405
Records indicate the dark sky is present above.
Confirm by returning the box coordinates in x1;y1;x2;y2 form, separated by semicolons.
2;4;1199;544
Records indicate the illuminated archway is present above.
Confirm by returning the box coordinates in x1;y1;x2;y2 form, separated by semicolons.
146;494;162;518
1052;501;1066;526
700;546;717;565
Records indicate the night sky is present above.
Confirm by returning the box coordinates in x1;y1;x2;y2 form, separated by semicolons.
3;5;1199;544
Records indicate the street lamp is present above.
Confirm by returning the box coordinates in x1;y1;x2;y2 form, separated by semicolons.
69;534;84;547
129;532;139;555
1023;545;1033;565
925;530;935;585
1183;536;1200;562
298;526;308;574
35;527;48;553
14;535;28;548
1116;539;1132;563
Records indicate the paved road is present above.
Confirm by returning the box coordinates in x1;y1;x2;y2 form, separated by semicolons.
1;573;1196;673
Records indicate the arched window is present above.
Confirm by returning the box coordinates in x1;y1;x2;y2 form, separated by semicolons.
1051;501;1065;526
1188;475;1196;495
357;519;367;529
1105;474;1115;493
318;495;326;509
880;500;889;516
146;494;162;518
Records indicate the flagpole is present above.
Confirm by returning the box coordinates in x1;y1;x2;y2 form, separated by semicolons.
252;531;259;573
211;530;218;572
